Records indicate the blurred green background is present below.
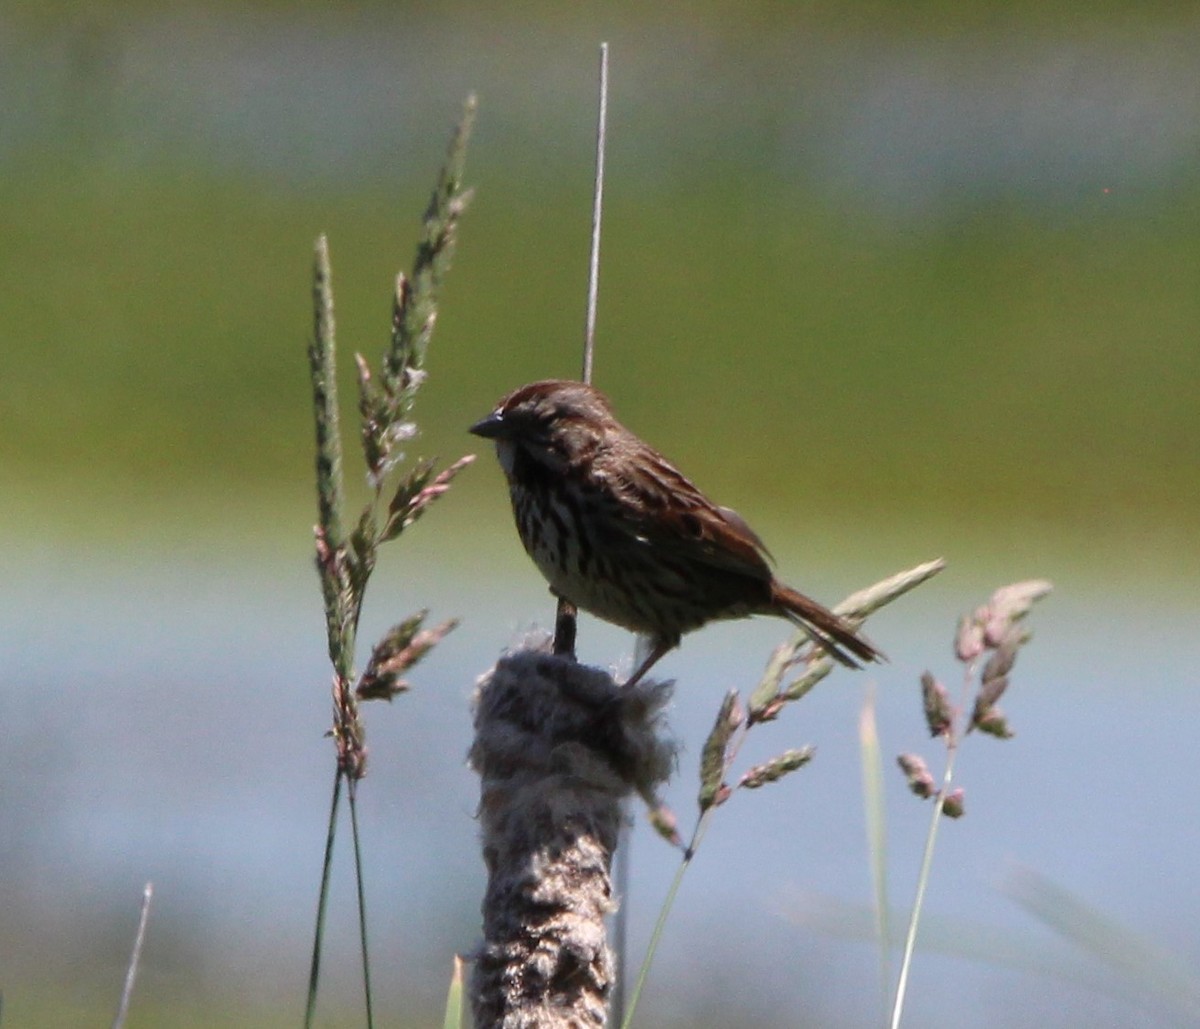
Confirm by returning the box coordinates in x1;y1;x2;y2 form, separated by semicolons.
3;3;1199;1027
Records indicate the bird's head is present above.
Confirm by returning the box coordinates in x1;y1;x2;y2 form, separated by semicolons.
469;379;615;477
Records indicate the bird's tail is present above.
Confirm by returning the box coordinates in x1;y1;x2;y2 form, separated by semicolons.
772;582;884;668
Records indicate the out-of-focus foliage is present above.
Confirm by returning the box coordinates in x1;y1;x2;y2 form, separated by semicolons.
5;164;1198;552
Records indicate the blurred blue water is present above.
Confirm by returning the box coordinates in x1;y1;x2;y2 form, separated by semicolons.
3;541;1197;1025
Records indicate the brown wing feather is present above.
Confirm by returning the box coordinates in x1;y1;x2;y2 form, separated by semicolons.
597;442;773;580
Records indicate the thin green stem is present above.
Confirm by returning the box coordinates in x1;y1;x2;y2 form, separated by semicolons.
889;740;958;1029
348;779;375;1028
621;811;715;1029
305;769;343;1029
623;702;756;1028
890;656;977;1029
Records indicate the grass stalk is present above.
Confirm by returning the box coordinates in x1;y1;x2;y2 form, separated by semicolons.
348;781;374;1028
303;97;475;1026
305;770;343;1029
890;579;1051;1026
859;690;893;1019
889;735;961;1029
110;882;153;1029
620;810;715;1029
442;955;465;1029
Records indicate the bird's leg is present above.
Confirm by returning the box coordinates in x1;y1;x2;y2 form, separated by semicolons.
553;596;578;658
623;635;672;690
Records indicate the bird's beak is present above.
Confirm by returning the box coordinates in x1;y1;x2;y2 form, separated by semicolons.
468;411;505;439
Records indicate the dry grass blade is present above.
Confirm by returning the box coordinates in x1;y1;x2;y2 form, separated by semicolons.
111;882;153;1029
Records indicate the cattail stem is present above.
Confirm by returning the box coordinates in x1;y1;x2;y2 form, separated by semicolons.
469;645;672;1028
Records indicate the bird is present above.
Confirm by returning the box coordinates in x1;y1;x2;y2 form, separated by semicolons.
469;379;881;686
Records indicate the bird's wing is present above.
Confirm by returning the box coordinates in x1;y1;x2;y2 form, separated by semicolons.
600;445;774;581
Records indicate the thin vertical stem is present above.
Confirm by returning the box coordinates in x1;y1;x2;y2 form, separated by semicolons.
890;655;976;1029
305;770;343;1029
348;780;375;1028
620;810;715;1029
111;882;153;1029
306;235;354;1027
889;745;958;1029
557;44;609;656
582;42;608;386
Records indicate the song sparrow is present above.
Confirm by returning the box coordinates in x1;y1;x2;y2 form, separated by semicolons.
470;380;881;685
